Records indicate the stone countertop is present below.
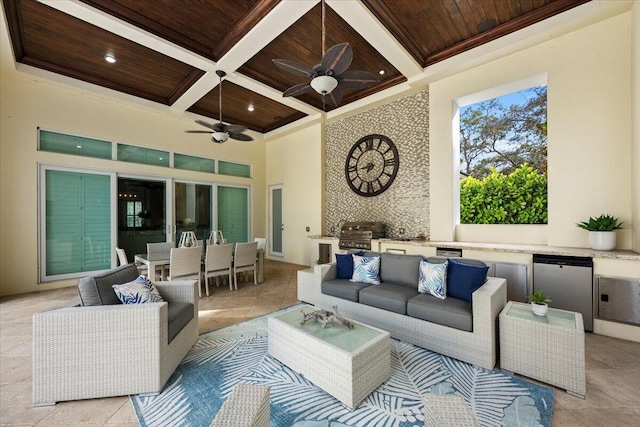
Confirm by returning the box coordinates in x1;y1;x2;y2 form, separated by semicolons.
307;235;640;261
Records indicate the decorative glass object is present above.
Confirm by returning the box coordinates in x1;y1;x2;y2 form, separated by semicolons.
179;231;197;248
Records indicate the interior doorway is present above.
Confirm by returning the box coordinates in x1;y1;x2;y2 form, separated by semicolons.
270;185;283;256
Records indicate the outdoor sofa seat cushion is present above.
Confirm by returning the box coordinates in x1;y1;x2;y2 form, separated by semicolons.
167;302;194;343
321;279;371;302
407;293;473;332
358;282;420;314
78;264;139;306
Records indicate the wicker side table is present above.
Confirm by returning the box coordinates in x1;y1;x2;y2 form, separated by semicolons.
499;301;586;398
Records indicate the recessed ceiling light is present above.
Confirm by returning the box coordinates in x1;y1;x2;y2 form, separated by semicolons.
378;70;385;75
248;105;255;112
105;54;116;64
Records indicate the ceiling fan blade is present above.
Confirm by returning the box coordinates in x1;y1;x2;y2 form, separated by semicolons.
325;86;343;106
272;59;316;78
194;119;217;130
229;133;254;141
212;123;226;132
322;43;352;76
283;82;313;97
185;130;213;133
336;70;380;88
224;124;247;133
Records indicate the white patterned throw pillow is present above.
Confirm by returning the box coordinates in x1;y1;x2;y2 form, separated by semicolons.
350;255;381;285
418;260;448;299
112;275;164;304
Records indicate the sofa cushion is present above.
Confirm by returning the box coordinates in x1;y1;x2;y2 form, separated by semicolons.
359;283;419;314
112;275;164;304
380;252;423;289
335;252;361;279
168;302;194;343
446;259;489;303
351;255;381;285
407;294;473;332
322;279;371;302
418;260;448;299
78;264;139;306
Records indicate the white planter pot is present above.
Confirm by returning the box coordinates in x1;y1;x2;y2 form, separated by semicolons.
589;231;616;251
531;302;548;316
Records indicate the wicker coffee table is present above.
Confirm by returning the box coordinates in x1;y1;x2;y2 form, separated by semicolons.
268;305;390;409
499;301;586;398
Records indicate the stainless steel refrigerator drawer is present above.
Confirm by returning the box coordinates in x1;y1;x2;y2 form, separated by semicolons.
596;276;640;326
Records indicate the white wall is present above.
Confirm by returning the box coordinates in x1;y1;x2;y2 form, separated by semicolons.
633;2;640;252
265;123;323;266
0;73;266;296
430;12;634;249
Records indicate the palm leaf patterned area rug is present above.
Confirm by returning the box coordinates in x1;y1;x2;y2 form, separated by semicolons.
131;305;553;427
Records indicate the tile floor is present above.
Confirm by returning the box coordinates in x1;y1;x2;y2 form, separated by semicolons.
1;259;639;426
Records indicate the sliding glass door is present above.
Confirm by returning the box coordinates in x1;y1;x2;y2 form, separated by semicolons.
217;186;249;244
175;182;212;243
116;178;167;259
41;168;112;281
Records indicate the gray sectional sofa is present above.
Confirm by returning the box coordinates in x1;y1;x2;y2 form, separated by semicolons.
297;252;507;370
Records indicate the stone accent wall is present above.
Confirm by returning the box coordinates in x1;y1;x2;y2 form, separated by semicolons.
325;90;430;239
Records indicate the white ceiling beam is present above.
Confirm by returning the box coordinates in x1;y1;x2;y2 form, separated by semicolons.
37;0;214;71
173;0;318;113
327;0;422;78
232;73;321;116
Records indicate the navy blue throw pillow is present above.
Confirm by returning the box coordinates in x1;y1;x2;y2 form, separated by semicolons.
335;252;361;279
446;258;489;303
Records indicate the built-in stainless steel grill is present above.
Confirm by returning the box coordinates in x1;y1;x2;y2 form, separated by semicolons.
339;221;385;250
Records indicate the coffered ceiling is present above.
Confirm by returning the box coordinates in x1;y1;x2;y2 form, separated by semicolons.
2;0;589;136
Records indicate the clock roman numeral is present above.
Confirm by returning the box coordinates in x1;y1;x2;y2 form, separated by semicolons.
384;158;396;167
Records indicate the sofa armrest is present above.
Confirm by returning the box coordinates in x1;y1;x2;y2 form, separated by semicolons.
33;303;168;405
155;280;198;304
316;263;337;282
472;277;507;320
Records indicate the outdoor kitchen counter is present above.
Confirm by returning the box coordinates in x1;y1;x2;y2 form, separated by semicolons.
307;235;640;261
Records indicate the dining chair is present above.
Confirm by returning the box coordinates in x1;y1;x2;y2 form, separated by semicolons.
254;237;268;252
147;241;175;278
116;247;148;275
233;241;258;290
203;243;233;294
166;246;204;297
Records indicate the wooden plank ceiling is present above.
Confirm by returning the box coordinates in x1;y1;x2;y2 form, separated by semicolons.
2;0;589;136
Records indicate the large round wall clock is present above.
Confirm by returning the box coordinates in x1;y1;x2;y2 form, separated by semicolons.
345;134;399;197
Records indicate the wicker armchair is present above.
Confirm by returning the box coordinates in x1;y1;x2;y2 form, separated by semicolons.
32;265;199;406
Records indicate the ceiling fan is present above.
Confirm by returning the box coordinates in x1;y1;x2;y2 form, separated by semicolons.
185;70;253;143
272;0;379;107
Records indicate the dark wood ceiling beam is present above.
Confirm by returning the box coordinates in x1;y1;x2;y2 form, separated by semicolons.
212;0;281;59
426;0;590;66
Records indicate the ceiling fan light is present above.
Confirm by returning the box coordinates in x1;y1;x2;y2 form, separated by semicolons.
310;75;338;95
212;131;229;143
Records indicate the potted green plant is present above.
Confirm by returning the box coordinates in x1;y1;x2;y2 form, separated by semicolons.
528;290;552;316
576;214;623;251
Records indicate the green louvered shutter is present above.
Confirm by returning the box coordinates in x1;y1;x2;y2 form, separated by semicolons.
217;186;248;244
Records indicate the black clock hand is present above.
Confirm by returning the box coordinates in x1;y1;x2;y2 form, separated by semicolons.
360;163;375;172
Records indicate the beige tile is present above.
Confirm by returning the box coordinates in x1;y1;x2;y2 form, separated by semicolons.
2;259;640;427
38;396;127;425
551;407;589;426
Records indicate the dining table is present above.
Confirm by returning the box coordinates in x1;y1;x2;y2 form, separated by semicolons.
134;248;265;283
